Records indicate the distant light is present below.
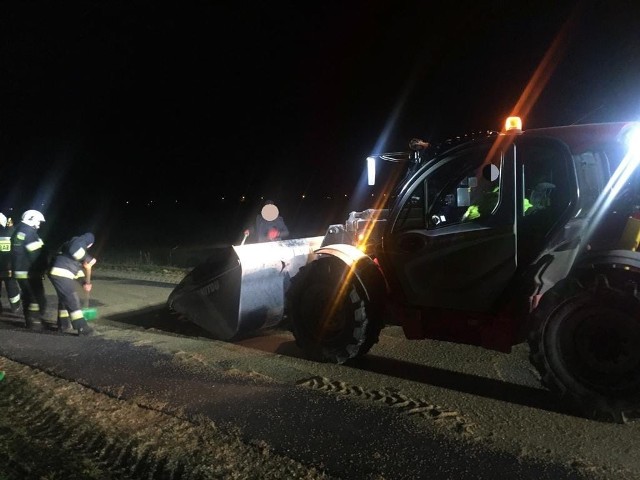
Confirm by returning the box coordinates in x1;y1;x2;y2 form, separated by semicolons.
221;197;225;200
240;196;246;202
371;193;374;197
344;194;348;197
301;194;306;199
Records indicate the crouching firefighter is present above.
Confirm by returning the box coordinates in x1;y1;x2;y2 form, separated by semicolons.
48;232;97;336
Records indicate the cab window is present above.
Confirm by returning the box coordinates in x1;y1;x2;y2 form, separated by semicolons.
520;142;571;219
426;146;503;228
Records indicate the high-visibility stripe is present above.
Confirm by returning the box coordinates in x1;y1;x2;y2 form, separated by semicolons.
49;267;76;279
16;232;25;240
58;310;70;318
70;310;84;320
9;294;20;304
27;303;39;312
14;271;28;279
25;240;44;252
72;247;86;260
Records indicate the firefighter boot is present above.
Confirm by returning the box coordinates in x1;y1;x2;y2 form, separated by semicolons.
25;304;44;330
57;319;73;334
57;309;72;334
10;299;22;315
71;318;97;336
24;316;42;330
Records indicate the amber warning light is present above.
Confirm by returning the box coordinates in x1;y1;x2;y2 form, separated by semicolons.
504;116;523;133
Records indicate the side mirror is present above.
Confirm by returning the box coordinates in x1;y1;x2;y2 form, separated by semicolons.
482;164;500;182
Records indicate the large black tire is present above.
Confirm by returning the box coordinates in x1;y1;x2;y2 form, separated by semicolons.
528;270;640;423
286;257;383;364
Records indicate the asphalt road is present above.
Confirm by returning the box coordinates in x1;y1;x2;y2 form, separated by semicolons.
0;268;637;479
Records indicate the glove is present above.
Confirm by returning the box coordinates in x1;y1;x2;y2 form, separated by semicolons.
267;228;279;240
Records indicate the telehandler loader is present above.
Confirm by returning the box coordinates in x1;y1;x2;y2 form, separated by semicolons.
170;117;640;423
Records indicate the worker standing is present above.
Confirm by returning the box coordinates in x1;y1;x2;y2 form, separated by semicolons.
0;213;21;314
11;209;48;329
48;232;97;336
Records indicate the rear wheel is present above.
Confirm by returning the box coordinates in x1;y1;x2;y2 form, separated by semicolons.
528;271;640;422
286;257;383;364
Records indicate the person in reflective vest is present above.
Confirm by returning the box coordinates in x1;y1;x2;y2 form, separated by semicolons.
11;210;47;329
0;213;21;314
48;232;97;336
463;186;533;221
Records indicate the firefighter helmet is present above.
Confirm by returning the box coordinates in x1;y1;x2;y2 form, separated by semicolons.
0;213;6;228
21;210;45;229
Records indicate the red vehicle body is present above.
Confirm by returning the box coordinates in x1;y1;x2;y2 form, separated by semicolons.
286;118;640;423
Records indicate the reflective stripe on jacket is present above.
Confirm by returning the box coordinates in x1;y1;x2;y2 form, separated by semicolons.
49;233;95;280
11;222;45;276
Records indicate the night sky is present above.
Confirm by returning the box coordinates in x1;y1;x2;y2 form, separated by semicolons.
1;1;640;245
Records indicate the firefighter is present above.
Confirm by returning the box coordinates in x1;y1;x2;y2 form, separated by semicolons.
244;200;290;242
0;212;21;314
11;209;48;329
48;232;97;336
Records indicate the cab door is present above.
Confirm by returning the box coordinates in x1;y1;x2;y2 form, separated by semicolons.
383;139;517;312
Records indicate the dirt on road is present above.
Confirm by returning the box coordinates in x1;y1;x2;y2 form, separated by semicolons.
1;266;639;480
0;267;335;480
0;356;334;480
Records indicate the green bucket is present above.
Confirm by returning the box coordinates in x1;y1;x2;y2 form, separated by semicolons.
82;307;98;321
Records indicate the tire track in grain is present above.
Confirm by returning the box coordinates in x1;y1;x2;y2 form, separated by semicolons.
296;376;476;437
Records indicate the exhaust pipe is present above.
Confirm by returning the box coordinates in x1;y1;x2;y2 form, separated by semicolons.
167;236;324;340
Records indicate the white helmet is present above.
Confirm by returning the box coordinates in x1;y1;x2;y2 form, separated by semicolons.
22;210;45;229
0;213;6;228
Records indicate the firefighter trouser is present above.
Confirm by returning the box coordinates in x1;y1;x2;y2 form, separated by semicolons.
16;276;47;326
48;274;88;331
0;276;21;312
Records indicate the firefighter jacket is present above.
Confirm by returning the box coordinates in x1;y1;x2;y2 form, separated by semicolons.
0;224;14;277
49;233;96;280
11;222;46;279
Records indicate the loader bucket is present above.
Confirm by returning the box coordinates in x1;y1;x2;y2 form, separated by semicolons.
167;236;324;340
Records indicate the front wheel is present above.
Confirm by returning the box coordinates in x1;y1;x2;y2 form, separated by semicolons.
528;271;640;423
286;257;383;364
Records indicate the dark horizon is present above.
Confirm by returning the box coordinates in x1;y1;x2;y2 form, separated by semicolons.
2;1;640;247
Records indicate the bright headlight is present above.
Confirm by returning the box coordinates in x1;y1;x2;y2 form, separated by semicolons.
367;156;376;186
625;125;640;154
